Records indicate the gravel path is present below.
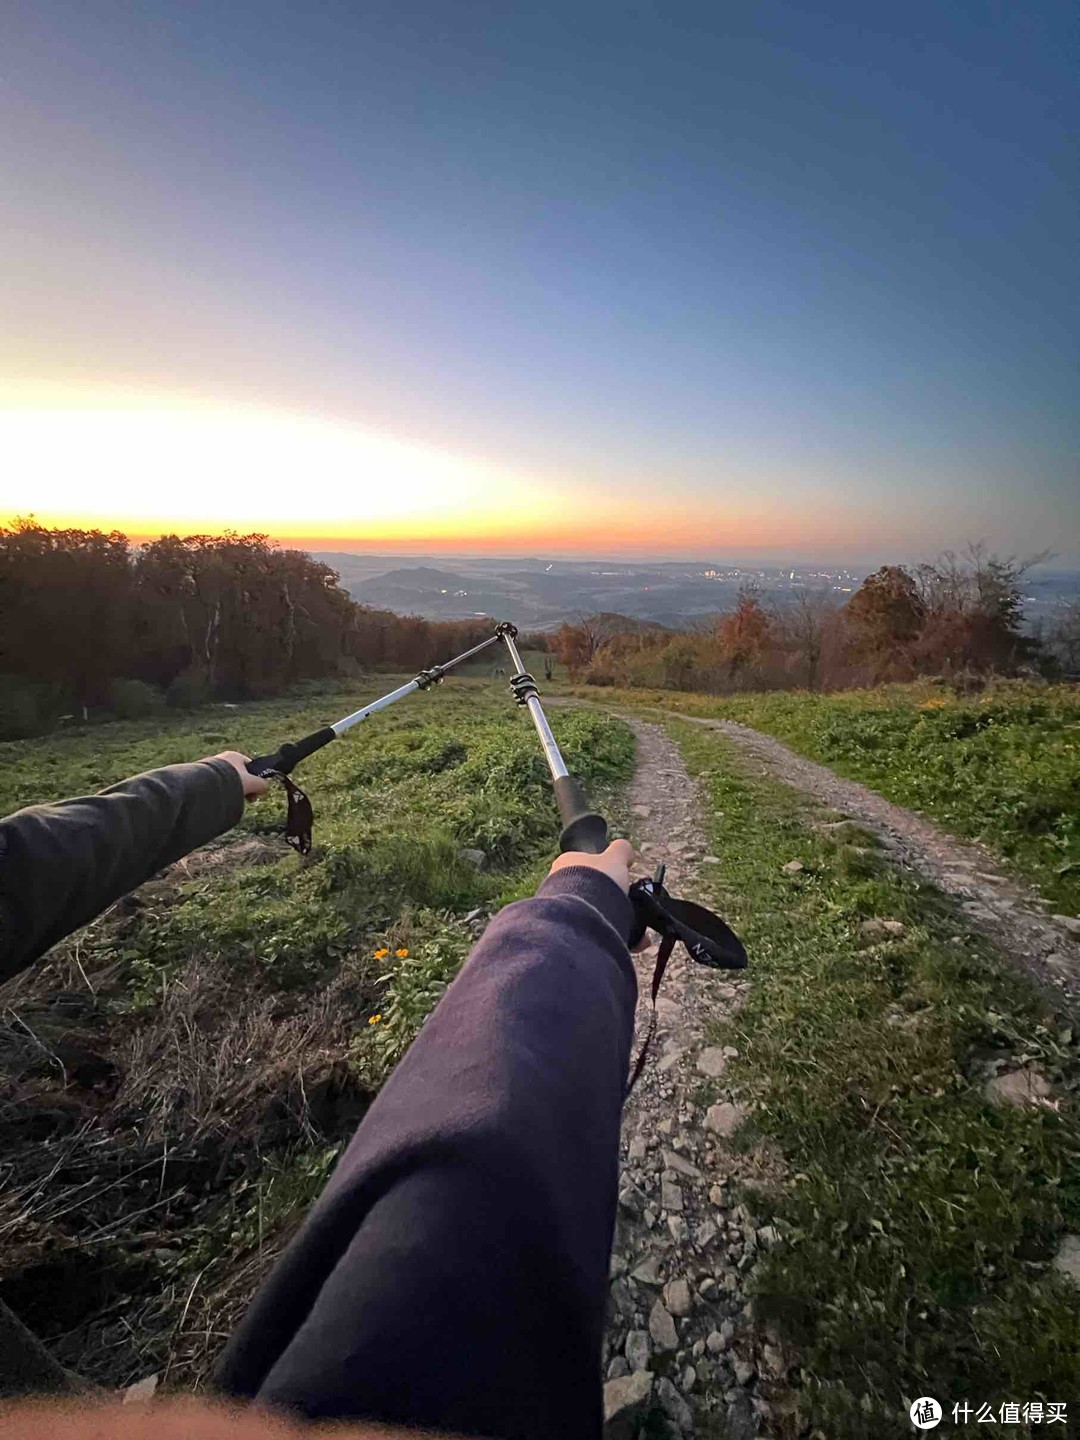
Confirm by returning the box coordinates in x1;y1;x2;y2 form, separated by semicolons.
654;708;1080;1015
580;700;1080;1437
602;717;788;1440
558;698;1080;1017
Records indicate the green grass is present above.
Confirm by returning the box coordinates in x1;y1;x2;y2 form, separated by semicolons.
0;677;635;1386
568;679;1080;915
0;678;633;987
669;718;1080;1438
1;675;636;1079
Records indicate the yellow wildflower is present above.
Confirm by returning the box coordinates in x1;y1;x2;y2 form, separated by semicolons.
395;947;409;959
367;1013;382;1025
373;947;389;959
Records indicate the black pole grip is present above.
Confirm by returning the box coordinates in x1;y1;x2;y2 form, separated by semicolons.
554;774;610;854
247;726;337;777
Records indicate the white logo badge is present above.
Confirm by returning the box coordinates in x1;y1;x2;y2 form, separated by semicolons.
909;1398;942;1429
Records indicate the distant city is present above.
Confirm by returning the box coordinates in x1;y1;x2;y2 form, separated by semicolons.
311;554;1078;633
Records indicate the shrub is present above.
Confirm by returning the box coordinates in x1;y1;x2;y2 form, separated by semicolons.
0;674;61;740
108;678;165;719
166;668;213;710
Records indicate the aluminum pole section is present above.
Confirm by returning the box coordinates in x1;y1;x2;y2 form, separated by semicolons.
497;625;569;780
248;631;503;778
331;633;501;734
331;679;423;736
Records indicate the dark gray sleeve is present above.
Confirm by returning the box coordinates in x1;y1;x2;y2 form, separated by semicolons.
0;758;245;980
216;866;637;1440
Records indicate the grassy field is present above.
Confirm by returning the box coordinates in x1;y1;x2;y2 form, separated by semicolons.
0;677;634;1388
670;717;1080;1437
569;679;1080;915
4;672;1079;1430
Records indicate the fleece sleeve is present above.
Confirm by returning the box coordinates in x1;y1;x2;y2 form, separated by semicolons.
216;866;638;1440
0;759;245;979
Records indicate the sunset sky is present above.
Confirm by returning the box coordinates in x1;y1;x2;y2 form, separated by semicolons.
2;1;1077;561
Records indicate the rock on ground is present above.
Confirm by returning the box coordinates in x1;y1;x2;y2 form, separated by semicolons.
648;1299;678;1352
704;1101;746;1137
663;1277;692;1317
656;1375;694;1431
625;1329;651;1372
860;917;906;940
1053;1234;1080;1286
695;1046;728;1078
984;1069;1053;1107
603;1370;654;1438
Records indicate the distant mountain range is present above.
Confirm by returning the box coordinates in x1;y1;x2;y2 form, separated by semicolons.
310;553;1079;632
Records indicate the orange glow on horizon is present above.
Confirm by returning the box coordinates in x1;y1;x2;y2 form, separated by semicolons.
3;504;860;558
1;382;867;558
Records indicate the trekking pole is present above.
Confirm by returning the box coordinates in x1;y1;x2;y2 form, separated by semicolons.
246;633;503;779
495;622;609;855
245;631;504;851
495;617;746;970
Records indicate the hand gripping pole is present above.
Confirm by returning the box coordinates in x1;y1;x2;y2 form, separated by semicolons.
245;631;504;851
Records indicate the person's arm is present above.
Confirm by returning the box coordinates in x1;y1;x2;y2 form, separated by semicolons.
0;752;265;980
216;842;639;1440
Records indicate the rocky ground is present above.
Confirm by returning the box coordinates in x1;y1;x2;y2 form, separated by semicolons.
602;718;792;1440
594;705;1080;1439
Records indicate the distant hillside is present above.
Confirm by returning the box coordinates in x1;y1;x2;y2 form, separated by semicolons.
354;567;512;620
312;553;1079;635
356;566;470;596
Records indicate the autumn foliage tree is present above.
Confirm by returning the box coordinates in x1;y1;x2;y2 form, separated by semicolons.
715;587;772;680
558;549;1047;694
843;565;925;677
0;521;495;736
552;614;622;677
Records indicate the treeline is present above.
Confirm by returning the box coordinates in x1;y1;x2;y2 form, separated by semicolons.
0;520;493;737
547;548;1079;693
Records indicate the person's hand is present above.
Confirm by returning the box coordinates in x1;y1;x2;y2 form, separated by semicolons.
548;838;651;950
209;751;269;801
549;837;639;893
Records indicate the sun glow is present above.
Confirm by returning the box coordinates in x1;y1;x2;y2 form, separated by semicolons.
0;386;554;542
0;384;858;556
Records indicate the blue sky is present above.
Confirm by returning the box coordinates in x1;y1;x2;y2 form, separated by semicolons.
2;0;1076;560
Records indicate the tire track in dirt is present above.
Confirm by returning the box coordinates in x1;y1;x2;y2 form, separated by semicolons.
563;697;1080;1437
661;709;1080;1017
602;716;788;1440
561;698;1080;1018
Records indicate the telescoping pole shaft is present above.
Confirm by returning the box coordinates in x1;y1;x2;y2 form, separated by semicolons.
332;633;502;737
247;631;503;778
495;622;610;855
496;625;568;781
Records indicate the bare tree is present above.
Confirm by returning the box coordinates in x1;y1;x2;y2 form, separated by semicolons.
779;589;835;690
1046;596;1080;676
